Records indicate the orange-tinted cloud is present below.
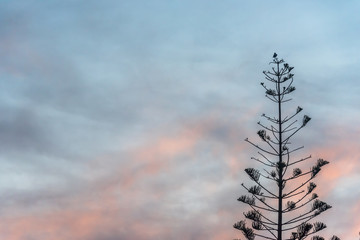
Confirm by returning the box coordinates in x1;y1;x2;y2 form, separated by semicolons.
0;111;357;240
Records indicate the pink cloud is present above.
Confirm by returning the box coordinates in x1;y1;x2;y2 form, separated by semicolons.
0;113;356;240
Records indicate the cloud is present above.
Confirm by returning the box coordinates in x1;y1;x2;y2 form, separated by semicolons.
1;1;359;239
0;109;252;239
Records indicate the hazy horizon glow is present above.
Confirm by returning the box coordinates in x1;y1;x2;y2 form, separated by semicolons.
1;1;359;239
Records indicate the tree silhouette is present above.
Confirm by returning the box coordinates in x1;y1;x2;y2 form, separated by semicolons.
234;53;340;240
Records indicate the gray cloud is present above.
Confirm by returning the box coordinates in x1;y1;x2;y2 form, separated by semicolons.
0;0;359;239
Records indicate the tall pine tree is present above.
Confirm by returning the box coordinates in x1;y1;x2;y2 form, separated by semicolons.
234;53;340;240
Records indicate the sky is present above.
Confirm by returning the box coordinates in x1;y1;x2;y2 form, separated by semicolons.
0;0;359;239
